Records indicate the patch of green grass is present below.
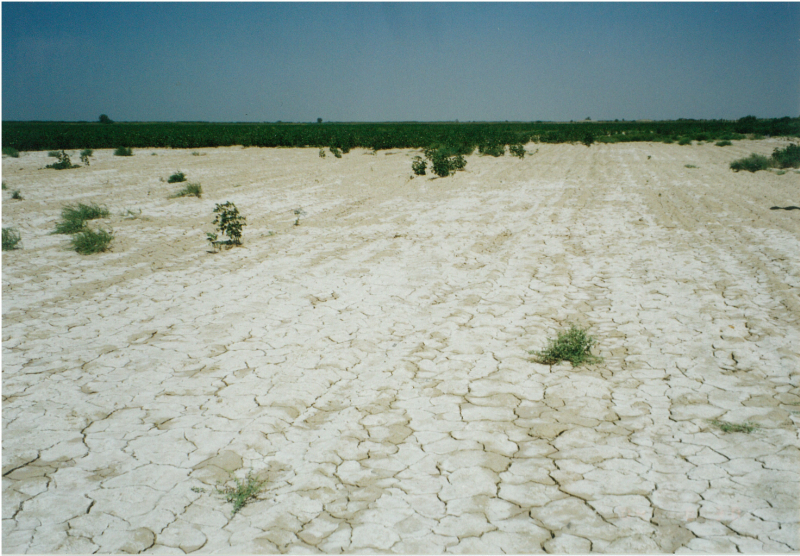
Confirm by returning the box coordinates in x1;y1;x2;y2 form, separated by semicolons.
53;203;109;234
215;472;265;516
715;140;732;147
710;420;758;434
114;146;133;156
3;147;20;158
46;150;80;170
168;171;187;183
170;183;202;198
730;153;771;173
11;190;23;200
685;164;698;169
71;228;113;254
774;170;787;176
531;325;602;366
2;227;22;251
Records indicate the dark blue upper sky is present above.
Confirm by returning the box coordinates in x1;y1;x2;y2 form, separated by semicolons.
3;2;799;122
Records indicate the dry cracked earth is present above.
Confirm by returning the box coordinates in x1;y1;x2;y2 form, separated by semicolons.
2;141;799;554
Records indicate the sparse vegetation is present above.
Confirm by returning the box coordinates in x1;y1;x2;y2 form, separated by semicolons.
293;208;306;226
215;472;265;516
2;182;6;190
207;201;246;251
71;228;114;254
685;164;698;169
770;143;800;169
46;150;80;170
3;147;19;158
531;325;601;366
479;143;505;157
48;150;60;157
509;144;525;158
80;148;93;165
581;133;595;147
319;148;326;158
3;228;22;251
170;183;202;198
711;420;758;434
11;190;23;200
53;203;109;234
168;171;187;183
715;140;732;147
411;156;427;175
114;146;133;156
678;137;693;146
329;146;342;158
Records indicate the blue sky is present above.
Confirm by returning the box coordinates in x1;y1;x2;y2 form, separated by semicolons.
2;2;799;122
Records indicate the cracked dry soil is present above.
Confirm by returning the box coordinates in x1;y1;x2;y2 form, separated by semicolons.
2;141;799;554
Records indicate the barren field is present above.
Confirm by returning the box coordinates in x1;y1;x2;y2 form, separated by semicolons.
3;141;799;553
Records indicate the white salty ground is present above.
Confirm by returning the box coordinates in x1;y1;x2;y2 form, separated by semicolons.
2;141;799;554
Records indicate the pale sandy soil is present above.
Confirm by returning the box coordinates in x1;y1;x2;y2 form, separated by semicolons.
2;141;799;554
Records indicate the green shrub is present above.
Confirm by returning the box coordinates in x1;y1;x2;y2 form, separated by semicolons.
114;146;133;156
80;148;93;165
2;182;6;189
531;325;601;366
47;150;60;157
329;146;342;158
3;147;20;158
2;227;22;251
770;144;800;169
411;156;427;175
71;228;113;254
582;133;595;147
46;150;80;170
424;146;467;178
168;171;187;183
715;140;732;147
170;183;202;198
479;143;505;157
678;137;692;146
11;190;23;200
53;203;109;234
215;472;265;516
207;201;246;250
318;148;326;158
661;138;674;144
730;153;771;172
685;164;698;169
509;144;525;158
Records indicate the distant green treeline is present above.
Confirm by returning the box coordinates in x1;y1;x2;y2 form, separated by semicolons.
3;116;798;152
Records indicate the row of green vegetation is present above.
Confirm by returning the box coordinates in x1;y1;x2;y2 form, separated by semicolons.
3;116;797;152
52;203;114;254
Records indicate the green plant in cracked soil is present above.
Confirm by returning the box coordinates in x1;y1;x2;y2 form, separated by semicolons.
531;325;602;366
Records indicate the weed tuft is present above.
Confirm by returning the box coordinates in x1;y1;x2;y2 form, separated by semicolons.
678;137;693;146
293;208;306;226
114;146;133;156
411;156;427;175
3;147;20;158
531;325;601;366
711;420;758;434
168;171;187;183
46;150;80;170
319;148;326;158
80;149;93;165
329;146;343;158
53;203;109;234
11;190;23;200
730;154;771;173
685;164;698;169
715;140;732;147
170;183;202;198
215;472;265;517
3;227;22;251
71;228;113;254
509;144;525;158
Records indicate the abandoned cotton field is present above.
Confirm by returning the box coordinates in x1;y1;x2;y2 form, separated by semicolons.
2;141;799;553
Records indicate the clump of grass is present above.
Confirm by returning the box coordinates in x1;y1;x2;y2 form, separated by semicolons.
170;183;202;198
47;150;60;157
191;151;205;156
114;146;133;156
531;325;602;366
715;140;732;147
730;153;771;173
80;149;93;165
685;164;698;169
3;147;20;158
711;420;758;434
11;190;23;200
168;171;187;183
3;227;22;251
71;228;113;254
215;472;265;516
678;137;692;146
509;144;526;158
53;203;109;234
46;150;80;170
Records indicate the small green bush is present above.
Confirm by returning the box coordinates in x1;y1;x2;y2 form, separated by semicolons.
170;183;202;198
424;146;467;178
71;228;113;254
582;133;595;147
215;472;264;516
730;153;771;172
479;143;505;157
319;148;326;158
770;144;800;169
48;150;60;157
3;147;20;158
80;149;93;165
2;227;22;251
11;190;23;200
168;171;187;183
711;420;757;434
661;138;674;144
411;156;427;175
114;147;133;156
46;150;80;170
509;144;525;158
329;146;342;158
685;164;698;169
715;140;732;147
207;201;246;250
678;137;692;146
531;325;601;366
